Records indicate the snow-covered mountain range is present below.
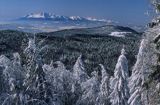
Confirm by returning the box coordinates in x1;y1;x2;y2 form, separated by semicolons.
0;12;115;33
19;12;109;22
0;12;145;33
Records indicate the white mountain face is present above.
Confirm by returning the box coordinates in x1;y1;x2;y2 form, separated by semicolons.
21;12;107;22
25;12;49;18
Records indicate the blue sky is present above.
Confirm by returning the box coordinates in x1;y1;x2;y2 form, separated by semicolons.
0;0;153;25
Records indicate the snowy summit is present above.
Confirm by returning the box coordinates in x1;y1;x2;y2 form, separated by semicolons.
20;12;108;22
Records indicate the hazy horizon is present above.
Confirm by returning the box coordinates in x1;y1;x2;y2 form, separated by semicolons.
0;0;154;25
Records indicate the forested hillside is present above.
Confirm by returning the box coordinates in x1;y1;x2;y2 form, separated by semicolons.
0;25;141;75
0;25;142;105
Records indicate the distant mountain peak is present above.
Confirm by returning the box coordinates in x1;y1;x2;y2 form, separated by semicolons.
69;16;84;21
24;12;52;18
20;12;108;22
23;12;64;19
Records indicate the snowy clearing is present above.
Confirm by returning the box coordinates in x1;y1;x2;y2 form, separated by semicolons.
109;31;132;37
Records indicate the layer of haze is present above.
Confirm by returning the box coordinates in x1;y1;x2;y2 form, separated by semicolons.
0;0;153;25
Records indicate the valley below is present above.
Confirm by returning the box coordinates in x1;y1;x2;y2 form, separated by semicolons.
0;25;141;75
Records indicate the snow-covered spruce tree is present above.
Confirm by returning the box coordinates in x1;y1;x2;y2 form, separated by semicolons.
109;48;130;105
43;61;64;105
43;61;76;105
73;55;89;83
0;55;13;105
0;53;26;105
151;0;160;13
131;20;160;105
97;64;110;105
72;55;90;105
128;39;148;105
0;55;11;92
77;71;100;105
23;36;52;105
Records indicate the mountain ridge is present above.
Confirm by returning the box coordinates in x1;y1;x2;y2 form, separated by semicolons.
37;25;140;38
19;12;109;23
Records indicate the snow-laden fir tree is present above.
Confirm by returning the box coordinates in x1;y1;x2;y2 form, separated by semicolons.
150;0;160;13
110;48;130;105
73;55;89;83
0;53;25;105
77;71;100;105
23;36;52;105
97;64;110;105
128;39;148;105
43;61;76;105
43;61;64;105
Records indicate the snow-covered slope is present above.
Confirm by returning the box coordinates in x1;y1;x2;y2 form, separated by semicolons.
41;25;140;38
109;32;132;37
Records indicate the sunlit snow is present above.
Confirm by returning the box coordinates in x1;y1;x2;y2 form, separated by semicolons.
109;31;132;37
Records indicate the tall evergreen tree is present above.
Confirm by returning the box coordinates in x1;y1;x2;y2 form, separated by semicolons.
73;55;89;83
128;39;147;105
77;71;100;105
151;0;160;13
0;53;25;105
23;36;52;105
110;48;130;105
43;61;77;105
97;64;110;105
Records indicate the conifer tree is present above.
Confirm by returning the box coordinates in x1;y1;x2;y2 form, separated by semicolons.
23;36;52;105
0;53;25;105
110;48;130;105
128;39;147;105
73;55;89;83
97;64;110;105
151;0;160;13
77;71;100;105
